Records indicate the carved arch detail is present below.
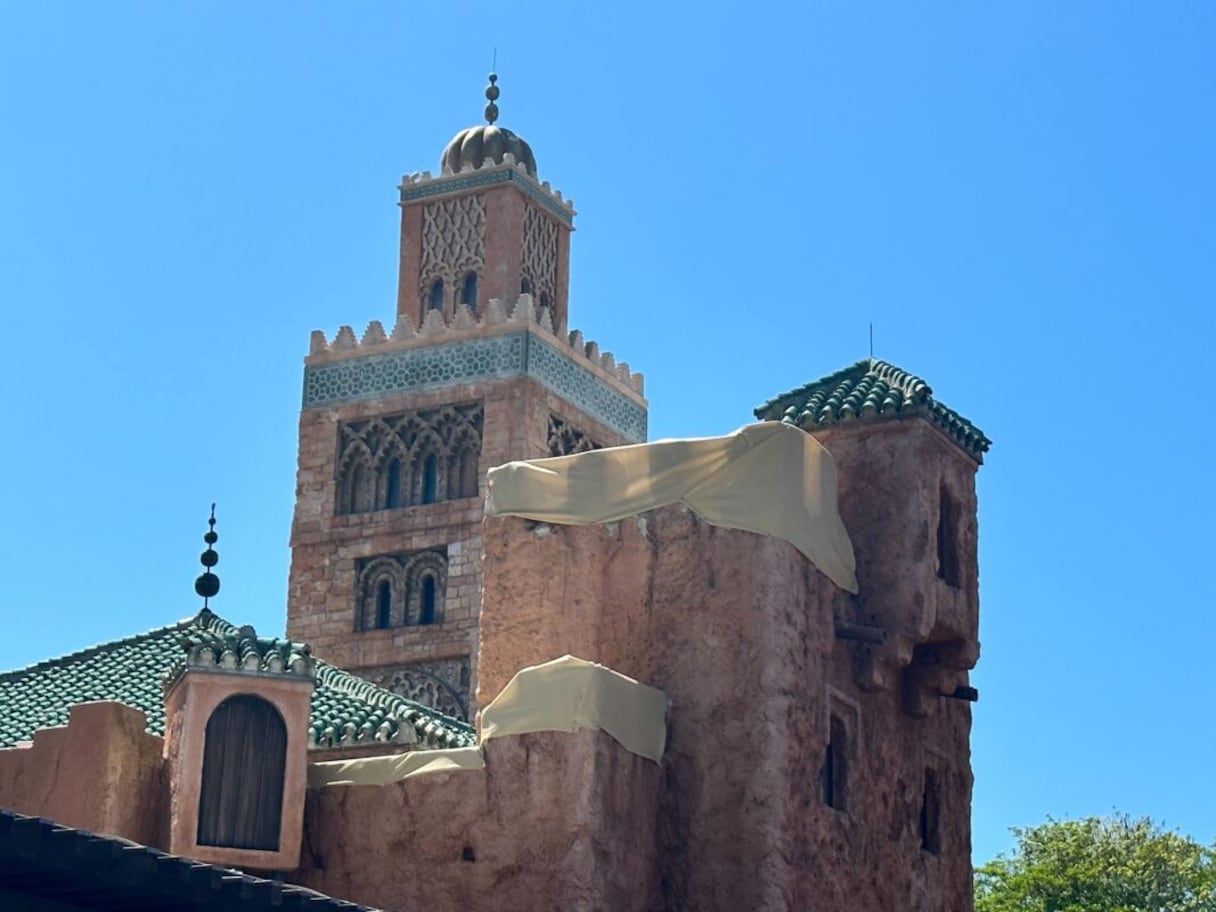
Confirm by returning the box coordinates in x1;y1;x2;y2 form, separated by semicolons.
521;203;558;318
419;194;486;315
336;402;483;516
547;413;603;457
354;549;448;632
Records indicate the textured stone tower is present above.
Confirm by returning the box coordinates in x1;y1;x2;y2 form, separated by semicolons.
286;77;647;720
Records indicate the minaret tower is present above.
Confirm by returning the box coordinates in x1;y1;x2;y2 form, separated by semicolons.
285;76;647;720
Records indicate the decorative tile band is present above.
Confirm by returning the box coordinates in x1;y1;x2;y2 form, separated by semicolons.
399;167;575;226
302;331;647;442
525;336;647;441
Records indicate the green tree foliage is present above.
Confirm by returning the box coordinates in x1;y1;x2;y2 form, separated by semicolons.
975;814;1216;912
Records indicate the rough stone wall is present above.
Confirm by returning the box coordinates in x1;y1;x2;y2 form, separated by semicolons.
0;702;167;848
294;729;662;912
810;418;982;698
477;503;977;912
288;370;633;718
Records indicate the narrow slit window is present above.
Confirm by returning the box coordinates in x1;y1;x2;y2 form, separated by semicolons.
822;715;848;811
461;272;478;313
376;580;392;629
420;575;437;625
346;463;366;515
385;459;401;509
429;279;444;312
936;486;961;588
920;768;941;854
422;454;438;504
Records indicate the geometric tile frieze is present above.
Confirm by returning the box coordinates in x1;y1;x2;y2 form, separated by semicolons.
303;331;647;442
526;336;647;441
303;334;524;410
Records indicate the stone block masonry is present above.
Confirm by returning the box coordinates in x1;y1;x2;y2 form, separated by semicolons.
288;297;647;721
477;506;976;912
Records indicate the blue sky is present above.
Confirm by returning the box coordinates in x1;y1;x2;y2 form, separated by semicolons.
1;2;1212;865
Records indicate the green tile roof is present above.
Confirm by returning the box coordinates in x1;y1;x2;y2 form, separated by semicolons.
0;609;475;751
754;358;991;459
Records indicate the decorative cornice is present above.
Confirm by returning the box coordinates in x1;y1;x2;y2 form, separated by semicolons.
303;296;647;442
399;160;575;226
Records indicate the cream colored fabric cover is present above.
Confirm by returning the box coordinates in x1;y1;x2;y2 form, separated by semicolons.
307;746;484;788
480;655;668;763
307;656;669;788
486;421;859;592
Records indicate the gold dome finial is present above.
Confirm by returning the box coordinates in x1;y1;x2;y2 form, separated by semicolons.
484;73;500;125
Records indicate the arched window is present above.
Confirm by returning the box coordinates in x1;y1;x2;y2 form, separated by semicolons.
197;695;286;851
420;575;437;625
461;272;478;314
429;279;444;312
520;276;532;295
539;292;551;313
346;462;367;515
421;454;438;504
376;580;392;629
385;459;401;510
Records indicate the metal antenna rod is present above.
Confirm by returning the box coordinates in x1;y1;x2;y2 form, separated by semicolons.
869;323;874;359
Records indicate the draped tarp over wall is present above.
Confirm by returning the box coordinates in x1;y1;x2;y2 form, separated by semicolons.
479;656;667;763
306;656;668;788
485;422;859;593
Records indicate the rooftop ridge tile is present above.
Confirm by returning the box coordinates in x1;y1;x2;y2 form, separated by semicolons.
0;609;474;750
753;357;990;459
0;614;201;685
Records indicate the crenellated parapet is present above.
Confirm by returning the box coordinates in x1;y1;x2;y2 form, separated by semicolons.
308;294;642;393
399;157;575;226
303;294;647;442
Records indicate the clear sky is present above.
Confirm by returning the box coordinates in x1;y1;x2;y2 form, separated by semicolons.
1;1;1212;865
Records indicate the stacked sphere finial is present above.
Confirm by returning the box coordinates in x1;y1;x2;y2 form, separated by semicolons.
484;73;499;125
194;504;221;605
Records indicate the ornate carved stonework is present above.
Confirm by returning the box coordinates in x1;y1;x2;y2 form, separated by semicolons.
419;194;486;305
336;402;483;515
547;413;602;457
521;203;558;313
362;657;471;721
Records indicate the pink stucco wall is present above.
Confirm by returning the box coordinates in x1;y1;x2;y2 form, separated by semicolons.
295;729;662;911
474;498;976;911
0;701;167;848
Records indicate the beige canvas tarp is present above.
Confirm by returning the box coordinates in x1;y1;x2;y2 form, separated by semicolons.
480;655;668;763
486;421;858;593
306;746;484;789
307;656;668;788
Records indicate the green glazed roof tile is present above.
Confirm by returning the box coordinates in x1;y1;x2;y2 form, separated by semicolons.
0;609;475;751
753;358;991;459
